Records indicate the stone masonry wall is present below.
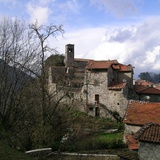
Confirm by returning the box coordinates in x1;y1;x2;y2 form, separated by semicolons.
85;68;129;118
138;142;160;160
119;72;133;88
48;62;132;119
124;124;141;135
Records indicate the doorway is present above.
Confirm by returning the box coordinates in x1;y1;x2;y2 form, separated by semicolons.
95;107;100;117
95;94;99;104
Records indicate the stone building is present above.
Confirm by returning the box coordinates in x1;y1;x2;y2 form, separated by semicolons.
123;100;160;150
48;44;134;119
135;123;160;160
134;80;160;102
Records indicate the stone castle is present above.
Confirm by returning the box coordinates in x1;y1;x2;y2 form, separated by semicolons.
48;44;134;119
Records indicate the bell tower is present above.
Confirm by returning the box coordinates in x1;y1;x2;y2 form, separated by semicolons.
65;44;75;67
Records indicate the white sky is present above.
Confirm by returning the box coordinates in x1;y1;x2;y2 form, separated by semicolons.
1;0;160;78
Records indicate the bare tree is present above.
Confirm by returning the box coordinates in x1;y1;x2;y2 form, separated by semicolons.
29;22;64;124
0;17;70;150
0;17;41;133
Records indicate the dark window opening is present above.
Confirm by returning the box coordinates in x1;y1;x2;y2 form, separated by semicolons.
68;48;73;53
95;107;100;117
95;94;99;104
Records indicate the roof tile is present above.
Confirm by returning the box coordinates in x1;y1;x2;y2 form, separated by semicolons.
135;123;160;144
135;86;160;94
108;82;127;90
86;60;118;69
125;134;139;150
123;101;160;125
135;80;153;86
112;64;134;72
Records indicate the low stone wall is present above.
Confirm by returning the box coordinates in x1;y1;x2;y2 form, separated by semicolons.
49;152;120;160
26;149;120;160
25;148;52;158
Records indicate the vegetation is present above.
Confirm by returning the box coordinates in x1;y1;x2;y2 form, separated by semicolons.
0;17;126;159
45;54;65;67
0;17;64;154
138;71;160;83
0;105;125;158
0;141;32;160
48;107;125;152
58;131;125;152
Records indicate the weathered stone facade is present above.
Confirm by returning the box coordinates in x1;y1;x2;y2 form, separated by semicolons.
138;142;160;160
124;124;141;135
48;44;134;119
83;68;129;118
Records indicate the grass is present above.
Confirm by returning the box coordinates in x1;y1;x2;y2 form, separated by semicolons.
64;108;120;131
91;132;125;149
51;107;125;152
58;131;125;152
94;132;123;140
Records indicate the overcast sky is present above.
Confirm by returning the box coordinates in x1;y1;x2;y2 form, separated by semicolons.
1;0;160;78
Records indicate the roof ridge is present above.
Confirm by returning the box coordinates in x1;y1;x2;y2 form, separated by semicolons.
135;122;160;140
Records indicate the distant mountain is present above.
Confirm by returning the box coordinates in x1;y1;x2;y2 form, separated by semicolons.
0;59;31;91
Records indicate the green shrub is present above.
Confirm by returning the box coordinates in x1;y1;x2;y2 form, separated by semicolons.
58;132;125;152
0;141;32;160
51;141;61;151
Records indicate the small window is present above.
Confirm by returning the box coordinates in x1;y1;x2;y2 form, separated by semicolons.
117;103;119;105
68;48;73;53
95;94;99;104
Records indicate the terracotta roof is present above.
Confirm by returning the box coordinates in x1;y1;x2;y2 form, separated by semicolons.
123;100;160;125
125;134;139;150
112;64;133;72
134;85;148;92
86;60;118;69
135;123;160;144
108;82;127;90
136;86;160;94
135;80;153;86
134;85;160;94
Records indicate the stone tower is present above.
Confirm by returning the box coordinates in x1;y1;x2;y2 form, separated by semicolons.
65;44;75;67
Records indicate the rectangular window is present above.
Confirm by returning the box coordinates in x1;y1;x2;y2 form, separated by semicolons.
95;94;99;104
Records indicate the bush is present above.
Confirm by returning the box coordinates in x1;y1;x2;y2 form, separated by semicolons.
57;132;126;152
0;141;32;160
